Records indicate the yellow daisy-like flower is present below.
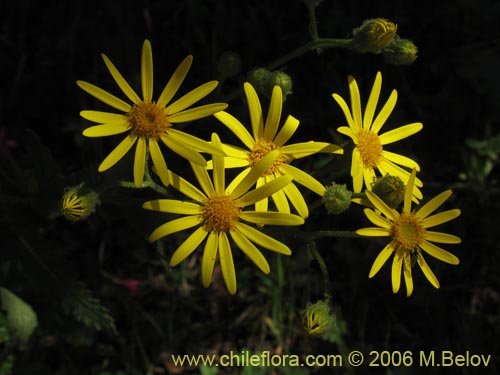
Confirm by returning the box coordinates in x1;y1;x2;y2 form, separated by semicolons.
357;169;461;297
143;133;305;294
332;71;423;199
77;39;227;187
212;82;343;218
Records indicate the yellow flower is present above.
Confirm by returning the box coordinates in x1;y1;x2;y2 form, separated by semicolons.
212;82;343;218
332;72;423;200
60;183;100;222
357;169;461;297
77;39;227;187
143;133;304;295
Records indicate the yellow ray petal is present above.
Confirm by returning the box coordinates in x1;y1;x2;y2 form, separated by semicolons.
243;82;264;140
378;123;423;145
80;110;127;124
357;227;392;237
149;139;170;186
77;80;131;112
161;134;207;166
157;55;193;108
214;111;255;149
348;75;363;130
101;53;141;104
332;93;357;131
235;223;291;255
391;251;403;293
365;191;399;221
82;123;130;137
337;126;356;140
278;164;325;196
230;150;279;199
167;129;225;157
167;81;219;115
237;175;292;207
283;182;309;218
190;162;215;197
98;134;137;172
270;182;290;214
168;103;228;123
141;39;153;102
263;85;282;141
403;168;417;214
382;150;420;171
281;142;343;159
274;115;300;147
425;231;462;244
240;211;304;226
254;176;268;212
201;231;218;287
143;199;201;215
133;137;147;187
168;171;207;202
230;230;270;274
363;71;381;129
371;89;398;134
226;168;250;195
420;240;460;265
379;159;424;189
403;253;414;297
415;190;453;219
351;149;363;193
219;232;237;295
211;133;225;195
417;254;440;289
149;215;201;242
368;241;396;278
170;226;208;267
422;209;461;228
363;208;392;229
363;167;376;191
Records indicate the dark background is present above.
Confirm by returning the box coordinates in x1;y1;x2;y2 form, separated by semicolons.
1;0;499;374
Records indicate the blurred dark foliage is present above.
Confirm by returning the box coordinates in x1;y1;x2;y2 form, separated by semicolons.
0;0;499;374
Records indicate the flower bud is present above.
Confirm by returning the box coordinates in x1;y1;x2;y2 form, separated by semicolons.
60;183;100;222
265;71;293;100
302;300;335;336
371;175;405;209
247;67;272;95
382;38;418;65
350;18;397;54
323;183;352;214
216;51;242;79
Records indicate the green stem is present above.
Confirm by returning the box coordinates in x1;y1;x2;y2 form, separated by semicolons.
307;240;331;302
306;0;319;43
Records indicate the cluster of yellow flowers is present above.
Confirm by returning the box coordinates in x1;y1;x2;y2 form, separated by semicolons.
75;40;461;296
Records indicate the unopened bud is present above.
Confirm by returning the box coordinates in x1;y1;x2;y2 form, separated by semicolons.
371;175;405;209
350;18;397;54
302;300;335;336
60;183;100;222
323;183;352;214
217;51;242;79
265;71;293;100
382;37;418;65
247;67;272;95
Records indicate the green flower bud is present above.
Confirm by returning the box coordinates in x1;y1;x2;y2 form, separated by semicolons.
247;67;272;95
350;18;398;54
302;300;335;336
217;51;242;79
265;71;293;100
323;183;352;214
60;183;100;222
382;37;418;65
371;175;405;209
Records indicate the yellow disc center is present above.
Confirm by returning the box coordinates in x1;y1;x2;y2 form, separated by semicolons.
391;213;425;251
201;195;241;233
247;139;289;176
356;129;383;168
128;102;170;139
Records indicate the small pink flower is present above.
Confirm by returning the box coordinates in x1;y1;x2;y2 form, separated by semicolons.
114;279;140;296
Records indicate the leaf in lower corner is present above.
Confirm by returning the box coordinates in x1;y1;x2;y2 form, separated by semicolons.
0;287;38;345
62;285;116;334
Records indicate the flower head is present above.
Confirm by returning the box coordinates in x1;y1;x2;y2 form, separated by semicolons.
77;39;227;187
350;18;398;54
302;300;335;336
60;183;100;222
212;82;343;218
143;133;304;294
332;72;423;200
357;169;461;297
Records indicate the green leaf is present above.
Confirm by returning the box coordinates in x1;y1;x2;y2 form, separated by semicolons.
62;284;116;334
0;287;38;345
